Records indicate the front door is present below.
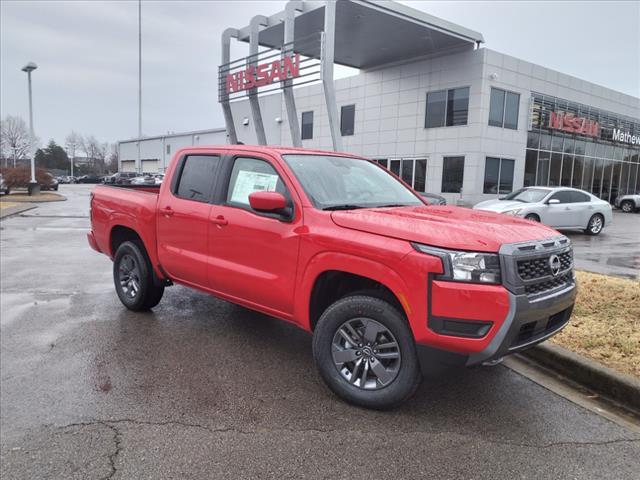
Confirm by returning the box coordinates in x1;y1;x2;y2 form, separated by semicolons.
157;153;221;287
544;190;575;228
207;155;302;316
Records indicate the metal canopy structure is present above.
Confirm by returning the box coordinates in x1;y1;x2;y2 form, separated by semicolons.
220;0;484;150
238;0;484;69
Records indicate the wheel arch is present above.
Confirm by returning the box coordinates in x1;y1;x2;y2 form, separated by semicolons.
297;253;413;332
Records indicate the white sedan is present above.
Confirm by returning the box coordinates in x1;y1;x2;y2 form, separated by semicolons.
474;187;613;235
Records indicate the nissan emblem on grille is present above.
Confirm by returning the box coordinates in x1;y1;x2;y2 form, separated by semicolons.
549;254;561;276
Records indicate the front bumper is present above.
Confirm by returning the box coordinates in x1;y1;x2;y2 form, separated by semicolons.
465;282;576;366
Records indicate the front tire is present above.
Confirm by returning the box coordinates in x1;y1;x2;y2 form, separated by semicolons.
585;213;604;235
113;241;164;311
312;295;421;410
524;213;540;222
621;200;634;213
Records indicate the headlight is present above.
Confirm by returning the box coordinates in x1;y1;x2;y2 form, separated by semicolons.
413;244;501;284
502;208;522;216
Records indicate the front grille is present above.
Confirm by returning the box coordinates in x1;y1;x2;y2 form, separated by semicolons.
517;251;572;280
524;272;573;295
500;236;574;298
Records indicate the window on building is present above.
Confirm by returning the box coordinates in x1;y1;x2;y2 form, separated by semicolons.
401;160;413;185
389;159;400;176
425;87;469;128
175;155;220;202
483;157;515;194
524;150;537;187
414;159;427;192
301;111;314;140
441;156;465;193
340;105;355;136
488;88;520;130
166;144;171;155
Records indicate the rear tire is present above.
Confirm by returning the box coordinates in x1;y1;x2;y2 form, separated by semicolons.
621;200;634;213
113;241;164;311
312;295;421;410
584;213;604;235
524;213;540;222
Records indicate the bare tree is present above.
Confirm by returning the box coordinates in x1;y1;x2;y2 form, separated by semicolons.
0;115;37;167
107;144;119;172
65;131;82;168
81;135;101;169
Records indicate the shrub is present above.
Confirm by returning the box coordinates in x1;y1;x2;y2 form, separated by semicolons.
0;167;55;188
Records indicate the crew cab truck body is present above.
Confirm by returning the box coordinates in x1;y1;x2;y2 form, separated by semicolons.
88;146;576;409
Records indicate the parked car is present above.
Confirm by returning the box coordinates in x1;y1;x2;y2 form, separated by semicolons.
153;174;164;185
88;146;576;409
103;172;139;185
0;173;10;195
474;187;613;235
614;193;640;213
57;175;77;184
76;175;104;184
418;192;446;205
40;172;59;191
130;175;157;185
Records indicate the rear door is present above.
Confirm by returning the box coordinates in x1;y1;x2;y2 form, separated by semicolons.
206;154;302;316
157;153;222;287
569;190;594;227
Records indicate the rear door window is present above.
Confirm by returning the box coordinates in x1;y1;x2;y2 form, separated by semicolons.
174;155;220;202
571;191;591;203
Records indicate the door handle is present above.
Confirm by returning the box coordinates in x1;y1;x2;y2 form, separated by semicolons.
211;215;228;226
161;206;174;218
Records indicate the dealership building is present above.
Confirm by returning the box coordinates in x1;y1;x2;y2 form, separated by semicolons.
119;0;640;205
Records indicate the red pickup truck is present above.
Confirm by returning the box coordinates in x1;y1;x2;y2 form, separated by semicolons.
88;146;576;409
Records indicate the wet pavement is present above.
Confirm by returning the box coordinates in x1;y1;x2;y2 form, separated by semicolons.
1;184;639;479
561;211;640;279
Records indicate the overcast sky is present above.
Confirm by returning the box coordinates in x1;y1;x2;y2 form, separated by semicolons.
1;0;639;147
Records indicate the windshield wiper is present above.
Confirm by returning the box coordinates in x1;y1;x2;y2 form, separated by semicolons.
375;203;410;208
322;204;365;211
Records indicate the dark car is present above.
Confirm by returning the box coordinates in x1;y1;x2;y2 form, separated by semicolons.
419;192;447;205
40;172;59;191
76;175;103;184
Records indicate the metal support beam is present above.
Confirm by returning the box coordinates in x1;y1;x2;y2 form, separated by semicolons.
283;1;303;147
221;28;239;144
249;15;269;145
321;1;343;151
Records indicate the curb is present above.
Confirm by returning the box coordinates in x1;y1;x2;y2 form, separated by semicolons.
520;343;640;413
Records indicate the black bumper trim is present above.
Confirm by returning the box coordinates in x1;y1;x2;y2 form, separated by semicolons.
465;282;576;366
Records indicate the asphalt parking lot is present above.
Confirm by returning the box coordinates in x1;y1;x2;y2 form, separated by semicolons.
562;210;640;279
1;184;639;479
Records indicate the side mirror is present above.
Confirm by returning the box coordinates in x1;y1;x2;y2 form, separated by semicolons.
548;198;560;205
248;191;287;213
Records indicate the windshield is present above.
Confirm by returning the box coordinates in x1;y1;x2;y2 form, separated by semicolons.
282;154;423;210
502;188;550;203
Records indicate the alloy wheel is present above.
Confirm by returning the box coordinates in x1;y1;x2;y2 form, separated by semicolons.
622;202;632;213
589;216;603;234
331;318;401;390
118;254;141;298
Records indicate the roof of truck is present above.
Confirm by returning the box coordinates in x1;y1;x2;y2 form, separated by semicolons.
177;144;368;159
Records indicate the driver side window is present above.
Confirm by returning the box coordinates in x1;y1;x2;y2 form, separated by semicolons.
226;157;289;208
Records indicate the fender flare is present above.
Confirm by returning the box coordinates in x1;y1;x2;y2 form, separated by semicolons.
295;251;412;332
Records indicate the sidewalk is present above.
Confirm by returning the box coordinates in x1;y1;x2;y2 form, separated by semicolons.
0;202;37;219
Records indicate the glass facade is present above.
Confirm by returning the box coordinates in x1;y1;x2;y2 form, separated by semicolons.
526;93;640;202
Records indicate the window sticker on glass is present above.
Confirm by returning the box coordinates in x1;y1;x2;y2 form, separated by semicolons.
230;170;279;205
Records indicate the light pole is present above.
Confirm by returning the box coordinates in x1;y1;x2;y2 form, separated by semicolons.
21;61;38;195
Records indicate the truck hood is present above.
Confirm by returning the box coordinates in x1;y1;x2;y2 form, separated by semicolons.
473;199;526;212
330;205;558;252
